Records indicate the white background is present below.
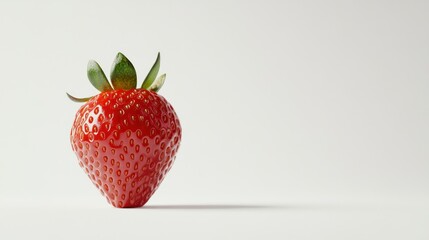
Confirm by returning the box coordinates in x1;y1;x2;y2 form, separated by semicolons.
0;0;428;239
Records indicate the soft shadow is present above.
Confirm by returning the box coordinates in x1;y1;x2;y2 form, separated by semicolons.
143;204;280;210
138;204;337;210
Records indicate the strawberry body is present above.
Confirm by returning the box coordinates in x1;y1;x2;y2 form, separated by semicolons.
71;89;181;208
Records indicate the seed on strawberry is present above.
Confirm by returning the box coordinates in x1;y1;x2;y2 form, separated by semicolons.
67;52;181;208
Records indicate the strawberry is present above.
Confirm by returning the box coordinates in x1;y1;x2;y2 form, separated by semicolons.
67;52;181;208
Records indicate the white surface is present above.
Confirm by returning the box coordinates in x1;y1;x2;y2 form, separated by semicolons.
1;199;428;240
0;0;428;239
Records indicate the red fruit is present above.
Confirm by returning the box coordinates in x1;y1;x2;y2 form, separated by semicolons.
68;52;181;208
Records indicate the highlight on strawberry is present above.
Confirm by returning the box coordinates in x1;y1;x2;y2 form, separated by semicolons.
67;52;181;208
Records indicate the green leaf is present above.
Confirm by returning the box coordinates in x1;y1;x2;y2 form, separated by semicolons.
110;52;137;90
148;73;166;93
87;60;113;92
141;52;160;89
66;93;94;102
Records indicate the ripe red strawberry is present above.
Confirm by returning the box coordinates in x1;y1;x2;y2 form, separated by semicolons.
67;52;181;208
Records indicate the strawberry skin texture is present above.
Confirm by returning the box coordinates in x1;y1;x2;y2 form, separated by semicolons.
70;89;181;208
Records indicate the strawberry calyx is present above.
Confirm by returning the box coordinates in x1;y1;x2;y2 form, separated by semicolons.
141;52;160;89
110;52;137;90
67;52;165;103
